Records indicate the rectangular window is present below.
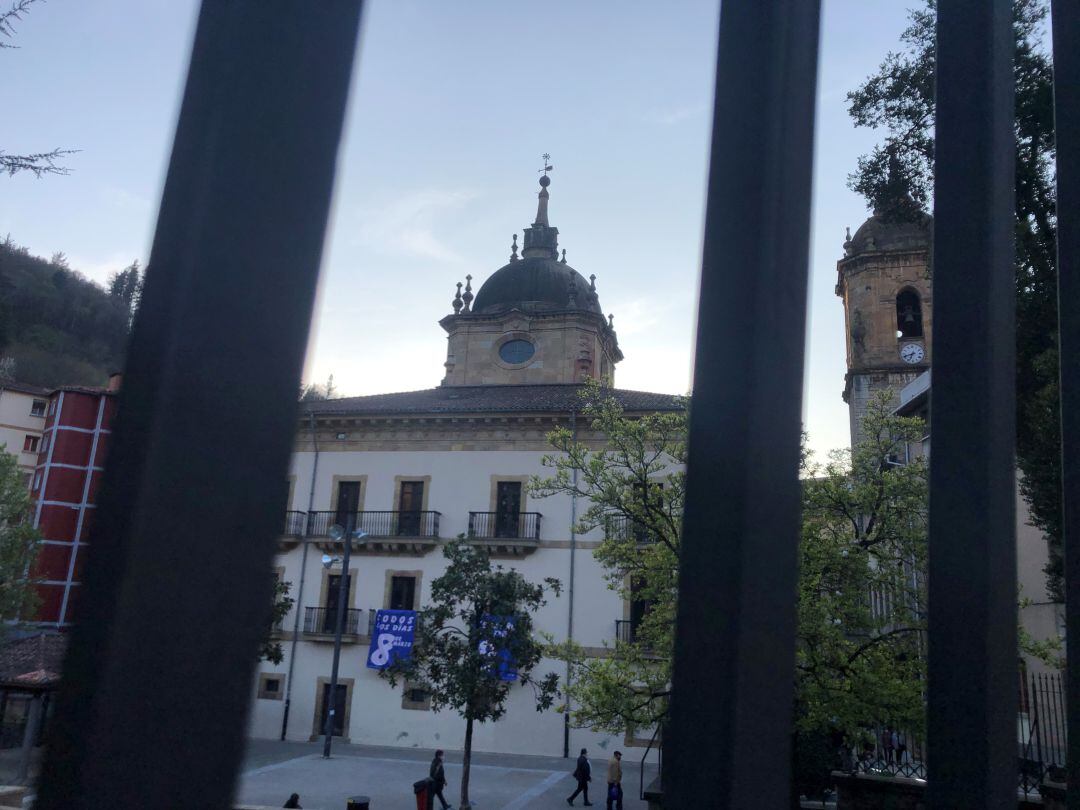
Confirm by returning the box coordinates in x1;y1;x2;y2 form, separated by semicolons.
30;400;46;417
401;680;431;711
23;435;39;453
257;674;283;700
389;575;416;610
494;481;522;538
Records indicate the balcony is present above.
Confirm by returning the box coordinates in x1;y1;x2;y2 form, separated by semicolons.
278;510;308;549
467;511;541;557
615;619;636;645
304;510;441;555
605;515;660;545
301;606;364;641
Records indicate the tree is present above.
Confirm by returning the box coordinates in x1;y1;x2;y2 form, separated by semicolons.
534;384;932;744
0;449;41;630
847;0;1064;599
107;261;142;326
2;0;76;178
532;378;683;735
299;373;336;402
258;577;294;665
379;537;560;810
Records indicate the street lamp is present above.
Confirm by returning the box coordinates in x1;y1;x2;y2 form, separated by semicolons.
321;518;367;758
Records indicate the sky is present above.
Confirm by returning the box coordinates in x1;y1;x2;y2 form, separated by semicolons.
2;0;920;461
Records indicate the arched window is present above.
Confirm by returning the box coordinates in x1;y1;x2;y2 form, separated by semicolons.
896;289;923;339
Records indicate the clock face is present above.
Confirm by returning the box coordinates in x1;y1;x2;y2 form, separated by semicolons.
900;342;925;364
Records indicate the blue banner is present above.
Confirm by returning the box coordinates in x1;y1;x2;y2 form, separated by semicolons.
478;614;518;681
366;609;417;670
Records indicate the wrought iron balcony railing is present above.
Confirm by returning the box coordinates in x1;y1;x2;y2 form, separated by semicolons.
302;606;362;637
606;515;660;545
615;619;636;645
283;510;307;536
467;511;541;540
305;510;441;539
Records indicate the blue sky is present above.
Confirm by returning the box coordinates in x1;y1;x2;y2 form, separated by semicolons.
2;0;918;459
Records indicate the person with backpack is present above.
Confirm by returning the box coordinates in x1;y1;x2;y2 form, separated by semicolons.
567;747;593;806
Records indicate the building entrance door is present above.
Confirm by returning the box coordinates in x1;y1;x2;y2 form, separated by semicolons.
397;481;424;535
319;682;348;737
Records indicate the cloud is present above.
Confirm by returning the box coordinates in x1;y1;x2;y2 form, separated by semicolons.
643;103;708;127
100;186;153;214
352;188;476;263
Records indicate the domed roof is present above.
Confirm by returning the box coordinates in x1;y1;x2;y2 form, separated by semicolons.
847;212;931;255
473;256;602;315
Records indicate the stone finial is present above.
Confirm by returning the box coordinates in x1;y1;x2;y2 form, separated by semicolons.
608;313;614;329
567;272;578;307
452;281;463;314
589;274;597;292
510;233;519;262
560;248;567;264
462;274;473;313
843;226;854;257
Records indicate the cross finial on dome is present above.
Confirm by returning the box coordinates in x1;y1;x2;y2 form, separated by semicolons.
538;153;553;177
510;233;519;262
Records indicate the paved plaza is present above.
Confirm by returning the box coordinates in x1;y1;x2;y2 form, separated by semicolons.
237;739;655;810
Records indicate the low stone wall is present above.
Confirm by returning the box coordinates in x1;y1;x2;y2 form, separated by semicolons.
832;771;926;810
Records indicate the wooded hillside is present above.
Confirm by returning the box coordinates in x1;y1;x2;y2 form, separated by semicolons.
0;237;138;388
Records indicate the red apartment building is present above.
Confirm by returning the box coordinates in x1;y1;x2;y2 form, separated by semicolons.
28;376;120;626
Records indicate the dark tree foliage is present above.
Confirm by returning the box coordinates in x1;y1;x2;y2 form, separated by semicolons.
258;578;294;665
848;0;1064;598
0;237;134;387
2;0;77;178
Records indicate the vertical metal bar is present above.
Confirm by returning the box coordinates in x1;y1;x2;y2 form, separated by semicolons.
1050;0;1080;804
663;0;821;806
34;3;363;807
926;1;1016;806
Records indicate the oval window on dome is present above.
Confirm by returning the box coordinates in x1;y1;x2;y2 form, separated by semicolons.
499;339;535;364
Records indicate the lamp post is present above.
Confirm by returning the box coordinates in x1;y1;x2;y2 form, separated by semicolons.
321;516;367;758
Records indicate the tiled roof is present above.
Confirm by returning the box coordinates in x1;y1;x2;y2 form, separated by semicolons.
0;633;66;689
301;384;685;417
0;380;50;397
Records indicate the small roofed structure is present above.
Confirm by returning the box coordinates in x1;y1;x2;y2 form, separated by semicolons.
0;633;66;784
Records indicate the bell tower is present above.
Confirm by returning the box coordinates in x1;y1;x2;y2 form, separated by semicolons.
836;211;933;446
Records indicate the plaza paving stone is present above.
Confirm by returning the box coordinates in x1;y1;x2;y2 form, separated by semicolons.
237;739;654;810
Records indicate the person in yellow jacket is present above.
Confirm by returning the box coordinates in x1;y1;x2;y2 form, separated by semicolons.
605;751;623;810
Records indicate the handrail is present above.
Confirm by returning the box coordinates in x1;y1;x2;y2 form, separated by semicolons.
640;723;662;801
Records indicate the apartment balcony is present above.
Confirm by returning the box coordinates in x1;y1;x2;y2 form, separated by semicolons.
605;515;661;546
301;606;364;642
466;511;541;557
304;510;441;555
278;510;309;549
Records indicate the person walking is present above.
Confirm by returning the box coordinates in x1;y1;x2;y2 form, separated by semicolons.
430;749;452;810
605;751;623;810
567;747;593;806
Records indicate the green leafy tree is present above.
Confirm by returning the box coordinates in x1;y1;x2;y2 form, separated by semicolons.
798;395;928;739
299;373;336;402
847;0;1064;599
258;577;294;664
534;384;932;743
107;261;142;327
0;450;40;630
379;537;560;810
532;378;683;734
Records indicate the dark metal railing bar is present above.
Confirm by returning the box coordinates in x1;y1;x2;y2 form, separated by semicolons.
34;3;364;807
926;1;1017;805
1049;0;1080;805
663;0;821;806
302;607;363;636
467;511;542;540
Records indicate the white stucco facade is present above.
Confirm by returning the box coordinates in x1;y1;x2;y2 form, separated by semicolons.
247;443;651;760
0;383;48;482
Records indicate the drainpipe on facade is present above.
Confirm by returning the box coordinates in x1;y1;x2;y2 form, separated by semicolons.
563;408;578;758
280;410;320;740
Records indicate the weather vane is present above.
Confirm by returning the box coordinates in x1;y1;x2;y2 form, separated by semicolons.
539;153;553;176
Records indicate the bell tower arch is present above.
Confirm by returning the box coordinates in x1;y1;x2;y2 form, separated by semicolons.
836;212;933;445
